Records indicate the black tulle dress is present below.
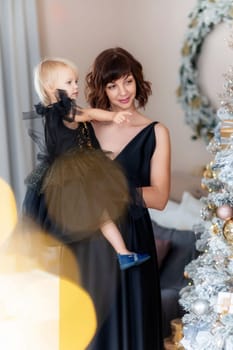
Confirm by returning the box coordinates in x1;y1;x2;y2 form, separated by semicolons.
23;104;163;348
23;96;129;240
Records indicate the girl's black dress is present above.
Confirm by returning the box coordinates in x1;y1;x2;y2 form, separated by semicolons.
23;98;128;239
23;114;163;349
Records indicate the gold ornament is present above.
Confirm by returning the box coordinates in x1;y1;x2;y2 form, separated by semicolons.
164;319;184;350
203;162;215;179
189;17;198;28
201;182;208;191
184;271;189;279
208;203;216;210
220;127;233;138
229;7;233;19
171;318;183;344
176;86;182;97
203;169;213;179
189;96;201;109
211;223;220;235
223;218;233;244
182;41;190;56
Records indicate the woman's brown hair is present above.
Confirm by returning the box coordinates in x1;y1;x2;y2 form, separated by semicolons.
85;47;152;109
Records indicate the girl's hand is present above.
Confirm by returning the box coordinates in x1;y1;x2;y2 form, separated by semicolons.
112;111;132;124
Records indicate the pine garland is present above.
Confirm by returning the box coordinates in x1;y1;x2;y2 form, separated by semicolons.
177;0;233;143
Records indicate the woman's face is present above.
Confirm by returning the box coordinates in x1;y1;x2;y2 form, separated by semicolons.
105;74;136;111
50;66;79;102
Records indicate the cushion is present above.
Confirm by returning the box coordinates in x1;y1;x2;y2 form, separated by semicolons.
149;191;203;231
155;239;172;269
148;200;180;228
176;191;203;230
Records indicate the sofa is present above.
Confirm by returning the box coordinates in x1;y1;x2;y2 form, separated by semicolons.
148;172;204;338
151;220;198;338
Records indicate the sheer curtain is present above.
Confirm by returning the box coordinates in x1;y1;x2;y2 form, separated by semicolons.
0;0;40;208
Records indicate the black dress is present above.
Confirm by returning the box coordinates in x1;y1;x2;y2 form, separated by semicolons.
70;121;163;350
23;109;129;240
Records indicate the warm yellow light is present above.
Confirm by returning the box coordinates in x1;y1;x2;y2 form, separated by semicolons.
60;278;97;350
0;178;97;348
0;178;18;245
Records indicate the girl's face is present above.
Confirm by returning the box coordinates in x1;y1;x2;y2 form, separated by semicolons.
105;74;136;111
50;66;79;102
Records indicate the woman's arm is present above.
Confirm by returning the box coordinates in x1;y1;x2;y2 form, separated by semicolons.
142;123;171;210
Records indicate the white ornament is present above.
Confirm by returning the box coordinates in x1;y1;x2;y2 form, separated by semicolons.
191;299;209;315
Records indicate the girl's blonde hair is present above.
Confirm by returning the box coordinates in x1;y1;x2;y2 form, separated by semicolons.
34;57;79;106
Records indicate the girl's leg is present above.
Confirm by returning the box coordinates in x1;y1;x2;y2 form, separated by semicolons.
100;220;150;270
100;220;132;254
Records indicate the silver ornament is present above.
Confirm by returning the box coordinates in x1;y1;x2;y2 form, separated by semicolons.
191;299;209;315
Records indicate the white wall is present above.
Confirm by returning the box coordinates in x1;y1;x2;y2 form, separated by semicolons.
36;0;233;176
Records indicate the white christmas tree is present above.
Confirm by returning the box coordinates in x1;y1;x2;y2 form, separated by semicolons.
179;63;233;349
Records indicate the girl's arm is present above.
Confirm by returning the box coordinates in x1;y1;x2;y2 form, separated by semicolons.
74;108;131;124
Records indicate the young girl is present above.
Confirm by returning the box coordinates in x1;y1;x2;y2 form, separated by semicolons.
23;57;150;270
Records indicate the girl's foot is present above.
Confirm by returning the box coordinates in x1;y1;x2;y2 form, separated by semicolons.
117;253;150;270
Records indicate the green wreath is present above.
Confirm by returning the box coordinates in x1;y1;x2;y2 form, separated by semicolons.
177;0;233;143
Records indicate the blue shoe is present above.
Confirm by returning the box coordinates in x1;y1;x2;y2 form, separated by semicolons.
117;253;150;270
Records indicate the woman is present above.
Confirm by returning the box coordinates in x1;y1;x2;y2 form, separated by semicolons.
82;47;171;349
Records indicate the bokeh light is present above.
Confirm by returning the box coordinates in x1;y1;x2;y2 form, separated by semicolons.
0;177;97;349
0;178;17;245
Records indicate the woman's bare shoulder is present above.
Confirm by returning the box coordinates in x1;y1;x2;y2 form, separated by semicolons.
151;122;170;150
154;121;170;135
